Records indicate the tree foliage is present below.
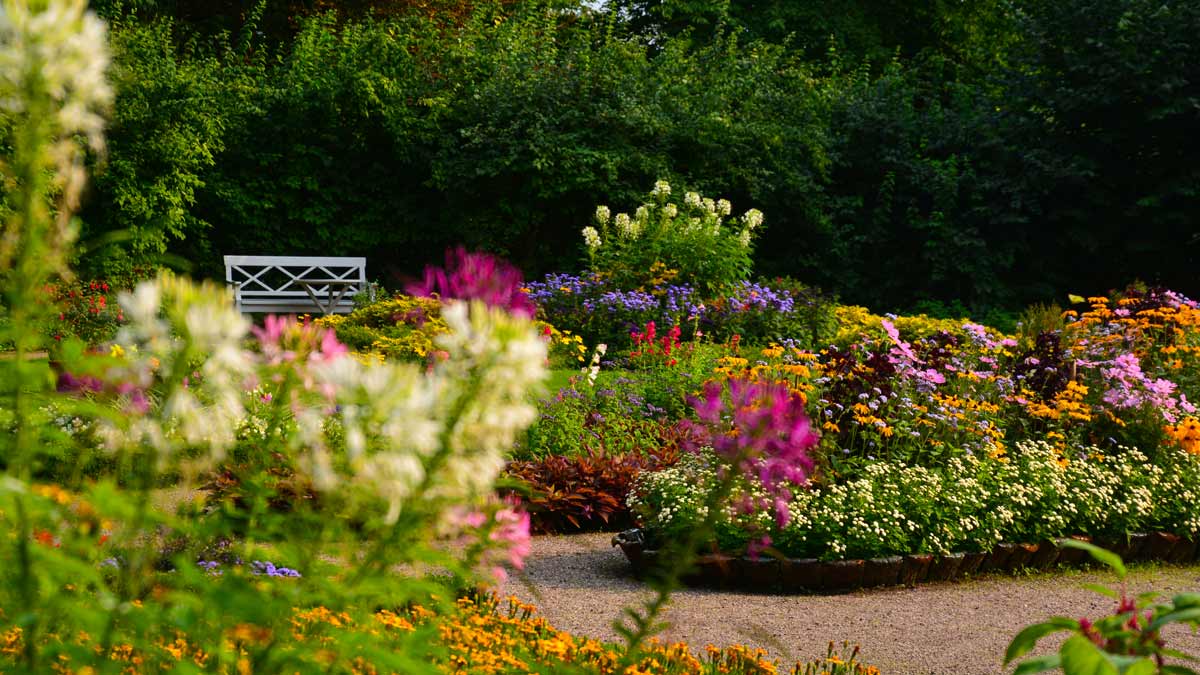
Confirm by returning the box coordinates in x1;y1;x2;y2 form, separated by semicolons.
67;0;1200;315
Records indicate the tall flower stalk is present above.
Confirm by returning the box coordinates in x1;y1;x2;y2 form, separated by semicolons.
0;1;110;669
616;378;816;667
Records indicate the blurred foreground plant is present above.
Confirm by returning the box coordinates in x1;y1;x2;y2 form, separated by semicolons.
0;6;551;667
1005;540;1200;675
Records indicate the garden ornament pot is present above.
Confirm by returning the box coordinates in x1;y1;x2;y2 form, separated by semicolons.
1005;543;1038;571
1125;533;1151;561
822;559;865;591
1167;537;1197;565
734;555;780;591
927;552;965;582
1142;532;1181;561
689;553;734;588
863;556;903;588
981;543;1016;573
780;558;823;593
959;551;988;577
1054;536;1091;567
899;554;934;586
1028;540;1061;570
612;528;646;569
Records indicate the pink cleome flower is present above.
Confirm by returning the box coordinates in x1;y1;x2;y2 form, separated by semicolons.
408;247;536;318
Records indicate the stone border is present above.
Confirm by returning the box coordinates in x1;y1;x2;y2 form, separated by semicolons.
611;530;1198;592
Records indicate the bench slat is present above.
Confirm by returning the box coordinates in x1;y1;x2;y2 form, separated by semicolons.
224;255;366;267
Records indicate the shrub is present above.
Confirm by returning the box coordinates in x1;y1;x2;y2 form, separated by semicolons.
41;279;125;347
585;180;763;297
315;293;448;361
516;379;685;461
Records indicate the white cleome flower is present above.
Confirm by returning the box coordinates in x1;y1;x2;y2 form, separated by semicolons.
663;203;678;219
0;0;112;207
582;225;602;250
684;191;702;209
743;208;764;230
614;212;635;238
594;205;610;226
651;180;671;200
716;199;732;216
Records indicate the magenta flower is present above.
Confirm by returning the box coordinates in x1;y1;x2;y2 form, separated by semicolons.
253;315;347;365
684;379;817;528
408;247;535;318
489;504;532;575
445;498;532;583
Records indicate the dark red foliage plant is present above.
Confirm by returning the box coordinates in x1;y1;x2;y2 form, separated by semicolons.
502;447;679;534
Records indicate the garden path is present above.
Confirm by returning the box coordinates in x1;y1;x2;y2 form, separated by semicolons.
500;533;1200;675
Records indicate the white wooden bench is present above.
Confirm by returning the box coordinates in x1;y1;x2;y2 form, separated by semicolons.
224;255;373;315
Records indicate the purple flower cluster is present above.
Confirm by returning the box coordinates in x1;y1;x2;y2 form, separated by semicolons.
721;281;796;314
193;559;301;578
1101;353;1195;423
250;560;302;578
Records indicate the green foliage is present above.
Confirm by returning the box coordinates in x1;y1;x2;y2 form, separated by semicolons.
1017;303;1066;351
517;370;688;461
78;18;230;277
68;0;1200;318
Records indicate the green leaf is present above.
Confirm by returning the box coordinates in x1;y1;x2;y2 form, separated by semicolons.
1080;583;1120;600
1061;635;1119;675
1161;666;1200;675
1006;618;1079;664
1062;540;1126;579
1150;607;1200;631
1174;594;1200;608
1121;658;1158;675
1014;654;1063;675
1159;649;1199;662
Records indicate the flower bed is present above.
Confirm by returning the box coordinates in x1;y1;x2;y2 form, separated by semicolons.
614;530;1199;592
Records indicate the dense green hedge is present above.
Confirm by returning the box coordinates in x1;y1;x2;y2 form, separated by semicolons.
69;0;1200;316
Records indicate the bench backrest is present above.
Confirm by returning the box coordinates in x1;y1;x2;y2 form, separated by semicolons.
224;255;369;314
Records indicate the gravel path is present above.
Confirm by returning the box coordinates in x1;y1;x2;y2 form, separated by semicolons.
500;533;1200;675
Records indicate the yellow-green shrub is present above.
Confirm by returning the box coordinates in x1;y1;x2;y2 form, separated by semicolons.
316;294;448;361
